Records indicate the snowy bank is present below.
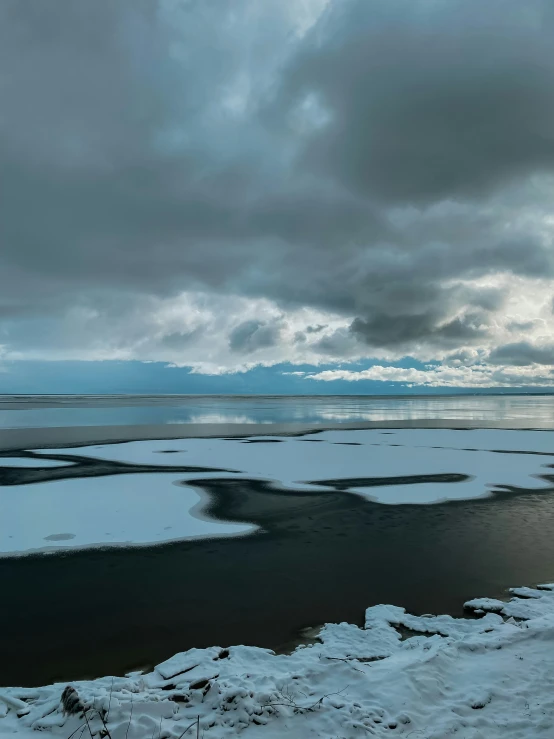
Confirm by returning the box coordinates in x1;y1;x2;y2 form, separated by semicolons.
1;585;554;738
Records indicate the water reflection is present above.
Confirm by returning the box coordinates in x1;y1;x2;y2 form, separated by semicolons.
0;394;554;428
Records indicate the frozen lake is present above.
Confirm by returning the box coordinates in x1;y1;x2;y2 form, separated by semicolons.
2;421;554;685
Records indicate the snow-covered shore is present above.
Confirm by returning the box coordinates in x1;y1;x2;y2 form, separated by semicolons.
1;585;553;739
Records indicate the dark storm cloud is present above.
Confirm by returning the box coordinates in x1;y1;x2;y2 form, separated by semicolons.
488;342;554;366
1;0;554;362
351;312;489;348
278;0;554;204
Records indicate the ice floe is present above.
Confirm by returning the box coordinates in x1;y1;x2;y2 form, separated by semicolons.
0;473;253;556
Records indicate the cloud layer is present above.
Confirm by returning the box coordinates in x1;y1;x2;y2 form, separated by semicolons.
2;0;554;386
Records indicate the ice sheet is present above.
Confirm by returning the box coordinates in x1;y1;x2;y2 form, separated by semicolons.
0;473;253;556
34;428;554;505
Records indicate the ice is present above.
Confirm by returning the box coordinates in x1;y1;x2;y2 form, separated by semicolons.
1;585;553;738
34;428;554;505
465;589;554;621
0;457;73;467
0;473;253;556
0;694;30;716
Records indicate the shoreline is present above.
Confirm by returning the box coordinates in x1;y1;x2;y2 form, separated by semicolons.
1;583;553;738
2;417;554;451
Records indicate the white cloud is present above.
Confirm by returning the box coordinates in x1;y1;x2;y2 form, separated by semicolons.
2;291;357;373
307;364;554;388
3;271;554;385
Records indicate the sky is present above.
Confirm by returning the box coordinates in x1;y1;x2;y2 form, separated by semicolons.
2;0;554;393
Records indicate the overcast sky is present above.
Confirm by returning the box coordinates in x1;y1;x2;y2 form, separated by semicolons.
2;0;554;390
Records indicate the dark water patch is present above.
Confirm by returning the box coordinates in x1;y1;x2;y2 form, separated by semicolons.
333;442;363;446
0;453;237;486
415;445;554;457
369;443;554;458
182;477;342;525
0;450;79;470
489;448;554;457
310;473;470;490
43;533;76;542
2;471;554;686
241;439;284;444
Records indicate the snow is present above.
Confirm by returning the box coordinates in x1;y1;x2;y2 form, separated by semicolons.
34;428;554;504
0;457;73;467
0;474;253;556
1;585;553;738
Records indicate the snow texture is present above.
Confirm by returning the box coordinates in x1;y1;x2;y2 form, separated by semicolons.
1;584;553;738
0;473;253;556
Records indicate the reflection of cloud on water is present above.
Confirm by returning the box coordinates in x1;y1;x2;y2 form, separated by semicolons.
3;396;554;429
316;410;385;421
169;414;271;425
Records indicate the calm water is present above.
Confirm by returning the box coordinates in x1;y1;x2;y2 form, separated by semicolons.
1;393;554;427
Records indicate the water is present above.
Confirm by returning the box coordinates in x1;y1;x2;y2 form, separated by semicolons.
1;393;554;427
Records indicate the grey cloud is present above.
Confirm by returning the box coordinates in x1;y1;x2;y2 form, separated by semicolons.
442;349;483;367
160;328;204;350
313;327;359;357
278;0;554;204
488;342;554;366
463;289;505;314
1;0;554;365
506;320;540;332
229;320;282;353
351;311;489;349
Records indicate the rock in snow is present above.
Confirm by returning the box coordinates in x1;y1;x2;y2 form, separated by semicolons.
1;585;554;738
